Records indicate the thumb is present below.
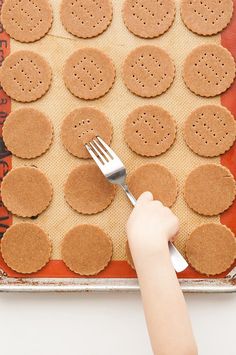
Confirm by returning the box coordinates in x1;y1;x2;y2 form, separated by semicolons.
136;191;153;205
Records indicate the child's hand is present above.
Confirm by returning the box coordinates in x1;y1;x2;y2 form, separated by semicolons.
126;191;179;263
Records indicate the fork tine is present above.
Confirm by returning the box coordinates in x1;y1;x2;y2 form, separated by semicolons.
85;143;106;167
92;138;111;162
90;141;108;165
96;136;115;159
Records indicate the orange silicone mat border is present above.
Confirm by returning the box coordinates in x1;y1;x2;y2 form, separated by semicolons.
0;1;236;279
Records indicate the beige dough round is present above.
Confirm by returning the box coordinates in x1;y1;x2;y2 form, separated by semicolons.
184;164;236;216
127;163;178;207
124;105;176;157
60;0;113;38
183;44;236;97
64;163;116;214
1;0;53;42
61;107;113;159
185;223;236;275
1;223;51;274
0;50;52;102
63;48;116;100
123;0;175;38
61;224;112;275
181;0;233;36
184;105;236;157
3;108;53;159
123;45;175;98
1;167;53;217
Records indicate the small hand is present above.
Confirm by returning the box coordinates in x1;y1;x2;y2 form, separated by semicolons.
126;191;179;265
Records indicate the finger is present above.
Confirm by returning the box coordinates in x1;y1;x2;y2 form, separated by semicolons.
136;191;153;205
153;200;164;208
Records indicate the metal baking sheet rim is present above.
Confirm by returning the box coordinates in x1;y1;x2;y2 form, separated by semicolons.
0;268;236;293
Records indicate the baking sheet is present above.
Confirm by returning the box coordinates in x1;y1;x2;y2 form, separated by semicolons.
0;0;236;290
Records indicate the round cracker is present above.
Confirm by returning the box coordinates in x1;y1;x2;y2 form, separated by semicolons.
124;105;176;157
61;224;112;275
185;223;236;275
122;0;175;38
1;223;51;274
60;0;112;38
64;163;116;214
184;105;236;157
1;0;53;43
127;163;178;207
183;44;236;97
0;50;52;102
1;167;53;217
181;0;233;36
184;164;236;216
3;108;53;159
63;48;116;100
61;107;113;159
122;45;175;98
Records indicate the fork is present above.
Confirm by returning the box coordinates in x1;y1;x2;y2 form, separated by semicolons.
85;136;188;273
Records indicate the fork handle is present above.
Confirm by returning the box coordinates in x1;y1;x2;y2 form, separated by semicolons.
121;184;137;206
121;184;188;273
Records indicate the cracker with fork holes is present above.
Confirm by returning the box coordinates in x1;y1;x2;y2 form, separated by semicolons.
61;107;113;159
1;0;53;43
183;44;236;97
122;45;175;98
63;48;116;100
60;0;113;38
124;105;176;157
184;105;236;157
123;0;175;38
0;50;52;102
181;0;233;36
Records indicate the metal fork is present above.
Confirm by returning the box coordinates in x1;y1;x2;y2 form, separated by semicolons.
85;136;188;273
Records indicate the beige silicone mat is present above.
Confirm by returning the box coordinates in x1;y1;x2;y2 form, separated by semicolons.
11;0;220;261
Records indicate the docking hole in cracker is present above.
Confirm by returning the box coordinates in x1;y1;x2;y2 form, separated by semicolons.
1;0;53;43
185;223;236;276
0;50;52;102
122;45;175;98
1;167;53;218
64;163;116;214
124;105;177;157
184;105;236;157
183;44;236;97
3;108;53;159
181;0;233;36
60;0;113;38
61;107;113;159
61;224;112;275
184;164;236;216
122;0;175;38
1;223;51;274
127;163;178;207
63;48;116;100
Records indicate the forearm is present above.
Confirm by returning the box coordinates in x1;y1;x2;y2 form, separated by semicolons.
134;245;197;355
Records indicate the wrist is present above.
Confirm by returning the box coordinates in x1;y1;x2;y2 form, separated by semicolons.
131;240;170;271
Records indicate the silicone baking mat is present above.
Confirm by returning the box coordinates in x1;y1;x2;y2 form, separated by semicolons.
0;0;236;280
